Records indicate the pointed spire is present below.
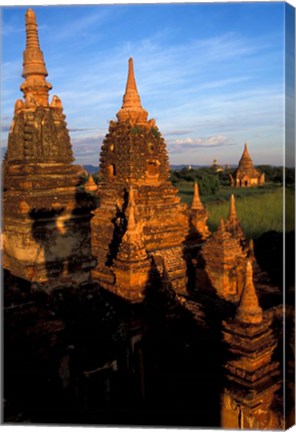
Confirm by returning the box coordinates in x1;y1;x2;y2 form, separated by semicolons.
191;182;203;211
20;8;52;106
238;142;253;167
225;194;246;243
115;188;148;263
248;239;256;260
122;58;142;109
218;218;226;233
116;58;148;124
228;194;237;219
236;260;263;325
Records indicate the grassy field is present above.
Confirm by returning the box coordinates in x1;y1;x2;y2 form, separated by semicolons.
176;182;295;239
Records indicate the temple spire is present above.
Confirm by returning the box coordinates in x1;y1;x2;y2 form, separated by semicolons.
218;218;226;234
236;260;263;324
122;58;142;108
21;8;52;106
116;58;148;125
191;182;203;211
228;194;237;219
238;142;253;167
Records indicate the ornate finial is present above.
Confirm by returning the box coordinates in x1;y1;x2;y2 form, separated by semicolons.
248;239;256;260
219;218;226;233
191;182;203;211
115;187;147;263
228;194;237;219
20;8;52;106
236;260;263;325
124;58;140;103
116;58;148;124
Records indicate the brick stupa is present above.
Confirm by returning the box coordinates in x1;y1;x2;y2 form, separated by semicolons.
230;143;265;187
221;261;281;429
2;9;95;289
91;58;189;300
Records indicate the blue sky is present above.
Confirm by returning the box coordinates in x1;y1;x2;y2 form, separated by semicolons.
1;3;286;166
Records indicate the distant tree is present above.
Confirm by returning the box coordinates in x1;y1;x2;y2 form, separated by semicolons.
170;167;220;195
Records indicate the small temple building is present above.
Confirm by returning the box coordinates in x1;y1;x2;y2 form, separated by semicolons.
2;8;292;431
230;143;265;187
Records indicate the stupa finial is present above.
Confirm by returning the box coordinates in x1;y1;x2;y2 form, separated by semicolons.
116;58;148;124
228;194;237;219
219;218;226;233
236;260;263;324
191;181;203;211
21;8;52;106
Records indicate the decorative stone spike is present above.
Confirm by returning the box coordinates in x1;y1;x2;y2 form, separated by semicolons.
229;194;237;218
112;191;151;302
225;194;245;244
187;181;210;241
236;260;263;324
191;182;203;211
248;239;256;260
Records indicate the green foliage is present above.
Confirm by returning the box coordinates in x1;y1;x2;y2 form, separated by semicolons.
176;182;294;239
151;127;161;139
206;188;293;239
170;167;219;195
131;125;143;135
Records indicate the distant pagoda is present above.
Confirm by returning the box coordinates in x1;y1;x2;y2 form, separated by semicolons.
91;58;189;301
230;143;265;187
2;9;95;289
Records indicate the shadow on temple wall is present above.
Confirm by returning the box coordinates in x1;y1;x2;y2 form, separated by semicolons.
28;185;97;288
141;258;232;428
4;183;98;424
106;189;129;266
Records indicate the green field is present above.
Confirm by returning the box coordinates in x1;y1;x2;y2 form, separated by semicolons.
176;182;295;239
